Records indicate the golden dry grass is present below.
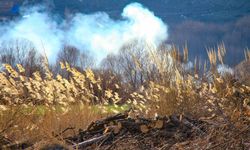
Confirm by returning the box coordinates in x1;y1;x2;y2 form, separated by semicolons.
0;44;249;148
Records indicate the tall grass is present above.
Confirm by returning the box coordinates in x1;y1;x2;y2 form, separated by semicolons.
0;44;249;148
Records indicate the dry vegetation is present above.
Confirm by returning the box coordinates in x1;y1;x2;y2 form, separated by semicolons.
0;42;250;149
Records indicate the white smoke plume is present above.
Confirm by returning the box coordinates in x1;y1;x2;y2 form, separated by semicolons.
217;64;234;75
0;3;168;63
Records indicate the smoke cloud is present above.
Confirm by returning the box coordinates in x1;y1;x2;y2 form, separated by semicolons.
0;3;168;63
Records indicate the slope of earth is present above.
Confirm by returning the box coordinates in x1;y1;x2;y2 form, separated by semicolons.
1;0;250;23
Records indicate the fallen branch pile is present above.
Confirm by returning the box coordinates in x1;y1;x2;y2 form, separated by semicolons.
65;113;207;150
2;112;250;149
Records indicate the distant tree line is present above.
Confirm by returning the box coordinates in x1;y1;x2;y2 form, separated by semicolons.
0;39;94;78
1;13;250;91
0;38;185;93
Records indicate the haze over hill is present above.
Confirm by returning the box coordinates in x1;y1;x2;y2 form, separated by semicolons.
0;0;250;65
1;0;250;23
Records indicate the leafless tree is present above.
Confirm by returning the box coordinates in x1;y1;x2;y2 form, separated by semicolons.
79;51;95;70
101;40;150;90
0;39;43;76
57;45;80;67
55;45;95;78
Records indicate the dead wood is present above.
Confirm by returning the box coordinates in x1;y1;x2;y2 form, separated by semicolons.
73;133;112;149
182;118;206;135
65;113;207;149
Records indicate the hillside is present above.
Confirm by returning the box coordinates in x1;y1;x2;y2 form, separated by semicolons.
0;0;250;65
1;0;250;23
